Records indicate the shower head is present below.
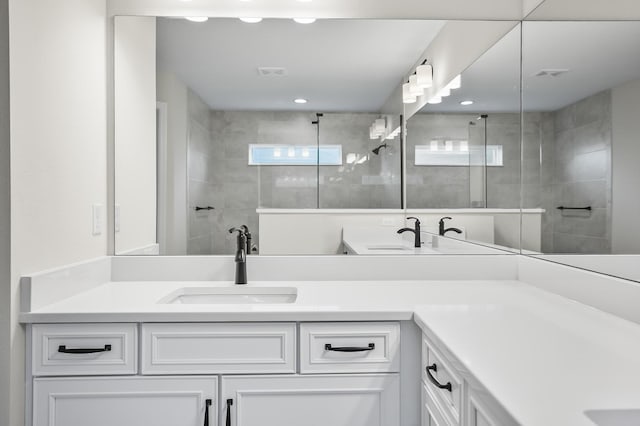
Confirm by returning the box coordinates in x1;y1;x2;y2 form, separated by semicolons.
372;143;388;155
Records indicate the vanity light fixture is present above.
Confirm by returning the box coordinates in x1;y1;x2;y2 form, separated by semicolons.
427;95;442;104
402;83;416;104
416;64;433;89
430;140;439;151
185;16;209;22
460;100;474;106
408;75;423;97
293;18;316;24
239;17;263;23
293;98;308;104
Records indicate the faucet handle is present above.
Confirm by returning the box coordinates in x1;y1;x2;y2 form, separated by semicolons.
228;227;245;235
406;216;421;225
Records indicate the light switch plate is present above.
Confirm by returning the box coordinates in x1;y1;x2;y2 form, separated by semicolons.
92;204;103;235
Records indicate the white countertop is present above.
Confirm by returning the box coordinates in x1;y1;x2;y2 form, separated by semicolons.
20;277;640;426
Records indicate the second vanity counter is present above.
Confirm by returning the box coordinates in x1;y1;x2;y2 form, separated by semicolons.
20;256;640;426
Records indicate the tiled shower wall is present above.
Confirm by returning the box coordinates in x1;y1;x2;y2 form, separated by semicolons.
406;113;523;209
189;109;401;255
538;90;612;254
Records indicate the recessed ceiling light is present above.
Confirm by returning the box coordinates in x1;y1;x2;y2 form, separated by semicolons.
185;16;209;22
293;18;316;24
239;17;263;23
294;98;308;104
460;100;474;106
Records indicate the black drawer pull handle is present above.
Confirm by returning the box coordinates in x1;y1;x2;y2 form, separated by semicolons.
204;399;212;426
324;343;375;352
226;399;233;426
58;344;112;354
426;363;452;392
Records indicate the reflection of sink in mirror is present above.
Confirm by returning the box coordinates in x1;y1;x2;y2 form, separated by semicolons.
585;409;640;426
366;244;411;251
160;287;298;304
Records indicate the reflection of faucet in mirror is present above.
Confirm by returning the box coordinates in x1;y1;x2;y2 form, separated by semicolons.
228;227;247;284
439;217;462;237
371;143;388;155
397;217;422;248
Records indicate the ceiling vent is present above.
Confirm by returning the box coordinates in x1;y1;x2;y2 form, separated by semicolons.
534;69;570;77
257;67;288;77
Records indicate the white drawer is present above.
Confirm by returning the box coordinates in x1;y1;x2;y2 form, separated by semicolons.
422;337;462;425
31;323;137;376
422;382;454;426
141;322;296;374
300;322;400;373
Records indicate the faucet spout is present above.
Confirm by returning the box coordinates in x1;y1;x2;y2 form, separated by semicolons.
398;217;422;248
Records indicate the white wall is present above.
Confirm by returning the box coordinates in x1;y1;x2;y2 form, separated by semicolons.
114;16;157;254
8;1;108;425
527;0;640;20
0;0;9;423
156;71;188;255
611;79;640;254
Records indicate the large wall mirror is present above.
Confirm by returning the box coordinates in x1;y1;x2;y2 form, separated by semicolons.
521;21;640;282
113;16;520;256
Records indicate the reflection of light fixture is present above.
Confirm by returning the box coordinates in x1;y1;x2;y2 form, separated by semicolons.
293;18;316;24
287;147;295;157
293;98;308;104
185;16;209;22
302;148;310;157
438;86;451;97
416;64;433;89
460;100;474;106
239;17;262;23
448;74;462;90
445;141;453;151
430;140;439;151
374;118;386;134
273;148;281;157
346;153;357;164
460;141;469;152
402;83;416;104
428;95;442;104
409;75;423;97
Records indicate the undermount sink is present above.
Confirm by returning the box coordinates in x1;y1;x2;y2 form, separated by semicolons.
366;244;411;251
159;286;298;304
585;409;640;426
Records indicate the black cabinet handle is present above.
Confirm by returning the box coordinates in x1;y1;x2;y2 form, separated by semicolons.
58;344;111;354
204;399;212;426
426;364;452;392
226;398;233;426
195;206;215;211
324;343;375;352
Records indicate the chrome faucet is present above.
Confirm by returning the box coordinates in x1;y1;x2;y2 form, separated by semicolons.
438;217;463;237
397;217;422;248
228;227;247;284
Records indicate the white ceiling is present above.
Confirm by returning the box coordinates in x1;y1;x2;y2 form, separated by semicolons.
157;18;445;112
425;21;640;113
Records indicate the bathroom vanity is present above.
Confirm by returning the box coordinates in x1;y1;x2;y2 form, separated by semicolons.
20;255;640;426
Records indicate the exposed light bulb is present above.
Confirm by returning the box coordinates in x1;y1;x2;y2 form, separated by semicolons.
239;17;263;23
185;16;209;22
460;100;474;106
430;140;439;151
460;141;469;152
273;148;281;158
445;141;453;151
293;98;308;104
287;147;295;157
293;18;316;24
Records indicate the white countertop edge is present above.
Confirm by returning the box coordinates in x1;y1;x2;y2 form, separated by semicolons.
19;310;415;323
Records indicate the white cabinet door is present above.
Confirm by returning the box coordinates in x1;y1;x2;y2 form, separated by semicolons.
33;376;217;426
221;374;399;426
